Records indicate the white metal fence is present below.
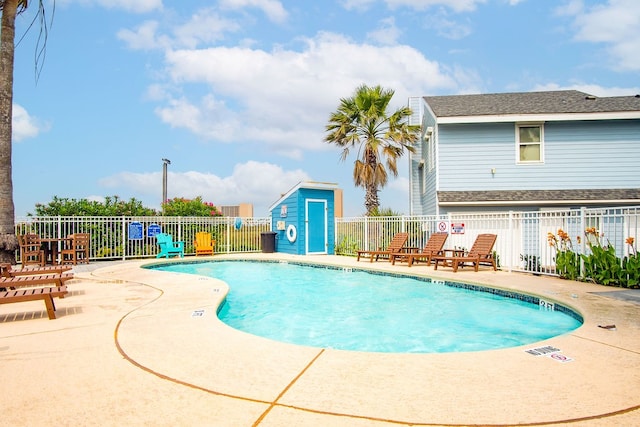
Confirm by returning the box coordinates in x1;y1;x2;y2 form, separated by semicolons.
15;206;640;277
335;206;640;276
14;216;271;261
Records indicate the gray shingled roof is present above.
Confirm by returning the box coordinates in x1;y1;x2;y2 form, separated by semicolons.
424;90;640;117
438;189;640;204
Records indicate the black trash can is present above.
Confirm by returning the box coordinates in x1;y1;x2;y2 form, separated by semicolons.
260;232;277;253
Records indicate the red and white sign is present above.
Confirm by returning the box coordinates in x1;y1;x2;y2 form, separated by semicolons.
451;223;465;234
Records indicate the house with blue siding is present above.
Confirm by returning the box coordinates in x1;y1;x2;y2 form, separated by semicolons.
409;90;640;215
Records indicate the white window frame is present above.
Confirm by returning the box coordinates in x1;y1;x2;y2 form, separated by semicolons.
429;135;435;171
516;123;544;164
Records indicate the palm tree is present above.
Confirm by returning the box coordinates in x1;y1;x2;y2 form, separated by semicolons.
0;1;46;263
325;84;419;215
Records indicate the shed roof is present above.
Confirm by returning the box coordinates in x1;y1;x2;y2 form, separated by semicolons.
268;181;338;212
424;90;640;118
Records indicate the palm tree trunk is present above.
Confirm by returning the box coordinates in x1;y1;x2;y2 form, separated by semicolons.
0;0;21;263
365;183;379;215
364;146;380;215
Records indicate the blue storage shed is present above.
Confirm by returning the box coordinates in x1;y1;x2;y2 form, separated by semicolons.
268;181;338;255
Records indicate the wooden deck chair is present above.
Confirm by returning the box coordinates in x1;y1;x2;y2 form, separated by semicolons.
391;232;448;267
193;232;215;256
433;233;498;272
18;234;45;267
0;286;68;319
156;233;184;258
0;272;73;296
0;263;72;278
357;232;409;262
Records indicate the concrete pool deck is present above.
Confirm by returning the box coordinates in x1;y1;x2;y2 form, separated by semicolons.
1;254;639;426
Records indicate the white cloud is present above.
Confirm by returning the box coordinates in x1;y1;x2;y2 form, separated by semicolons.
117;21;166;50
157;32;464;157
219;0;288;23
12;104;48;142
59;0;163;13
563;0;640;71
554;0;584;16
172;9;241;48
423;9;473;39
99;160;309;215
366;17;402;45
341;0;486;12
385;0;486;12
118;10;242;51
341;0;377;11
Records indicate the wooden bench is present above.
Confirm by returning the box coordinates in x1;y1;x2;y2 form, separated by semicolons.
0;286;68;319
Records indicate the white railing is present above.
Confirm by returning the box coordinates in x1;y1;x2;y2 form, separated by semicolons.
335;206;640;276
14;216;272;261
15;206;640;277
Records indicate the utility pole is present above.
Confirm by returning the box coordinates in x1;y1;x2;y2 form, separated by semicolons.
162;158;171;215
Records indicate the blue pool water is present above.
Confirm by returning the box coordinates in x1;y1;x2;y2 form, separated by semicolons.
154;261;582;353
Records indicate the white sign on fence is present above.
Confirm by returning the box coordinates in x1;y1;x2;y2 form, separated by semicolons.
451;223;465;234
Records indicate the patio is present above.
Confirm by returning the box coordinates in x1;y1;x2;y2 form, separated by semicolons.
1;254;639;426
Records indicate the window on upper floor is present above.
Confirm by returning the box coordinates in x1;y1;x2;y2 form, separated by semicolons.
516;123;544;163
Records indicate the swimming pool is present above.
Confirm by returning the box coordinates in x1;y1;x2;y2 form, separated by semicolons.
153;260;582;353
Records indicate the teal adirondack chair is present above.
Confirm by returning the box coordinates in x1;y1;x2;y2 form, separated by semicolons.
155;233;184;258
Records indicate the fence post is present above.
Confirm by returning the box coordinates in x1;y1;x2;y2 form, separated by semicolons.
364;216;369;251
226;217;231;254
580;207;586;277
508;211;513;273
56;216;62;239
122;217;127;261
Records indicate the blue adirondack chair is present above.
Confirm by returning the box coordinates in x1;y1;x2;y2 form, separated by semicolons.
156;233;184;258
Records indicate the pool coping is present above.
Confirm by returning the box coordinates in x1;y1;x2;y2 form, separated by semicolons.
111;254;640;425
3;253;640;426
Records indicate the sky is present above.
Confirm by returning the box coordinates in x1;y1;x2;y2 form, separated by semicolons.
10;0;640;218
